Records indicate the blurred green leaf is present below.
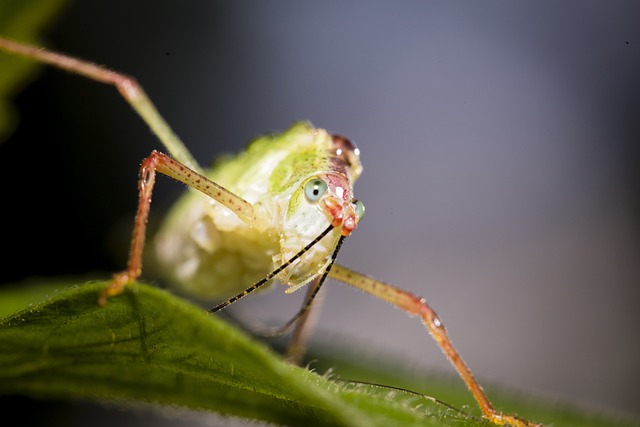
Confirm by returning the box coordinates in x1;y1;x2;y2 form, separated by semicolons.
0;0;69;139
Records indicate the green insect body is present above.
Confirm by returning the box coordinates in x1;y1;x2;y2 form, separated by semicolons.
155;122;363;299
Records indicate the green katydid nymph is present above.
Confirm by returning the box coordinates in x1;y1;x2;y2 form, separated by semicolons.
0;36;541;427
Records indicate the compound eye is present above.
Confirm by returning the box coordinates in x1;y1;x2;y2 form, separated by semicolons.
331;133;360;165
354;199;365;222
331;134;359;157
304;178;327;203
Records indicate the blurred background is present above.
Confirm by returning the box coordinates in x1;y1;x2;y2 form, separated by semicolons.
1;1;639;425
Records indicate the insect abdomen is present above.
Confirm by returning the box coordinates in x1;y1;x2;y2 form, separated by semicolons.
154;190;278;300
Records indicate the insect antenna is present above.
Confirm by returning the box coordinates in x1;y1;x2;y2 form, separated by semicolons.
260;234;346;338
331;378;473;418
209;223;338;313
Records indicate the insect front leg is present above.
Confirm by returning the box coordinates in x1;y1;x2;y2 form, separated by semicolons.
100;151;258;305
328;264;542;427
0;37;260;304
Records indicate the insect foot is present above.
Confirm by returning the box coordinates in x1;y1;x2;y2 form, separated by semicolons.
489;412;543;427
98;272;132;306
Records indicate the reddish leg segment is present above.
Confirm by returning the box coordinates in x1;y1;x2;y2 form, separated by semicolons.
284;276;325;364
99;151;257;304
0;36;200;172
329;264;541;427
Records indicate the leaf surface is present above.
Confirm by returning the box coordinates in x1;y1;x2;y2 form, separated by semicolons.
0;281;483;427
1;281;637;427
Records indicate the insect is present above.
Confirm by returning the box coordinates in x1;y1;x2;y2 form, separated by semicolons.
0;36;541;427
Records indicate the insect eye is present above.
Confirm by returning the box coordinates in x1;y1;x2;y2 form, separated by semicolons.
354;200;365;222
331;134;359;157
331;133;360;165
304;179;327;203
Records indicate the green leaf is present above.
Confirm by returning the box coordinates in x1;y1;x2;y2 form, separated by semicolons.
0;280;637;427
0;281;484;427
0;0;69;140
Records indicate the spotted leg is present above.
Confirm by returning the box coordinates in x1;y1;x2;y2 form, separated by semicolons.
100;151;258;304
329;264;542;427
